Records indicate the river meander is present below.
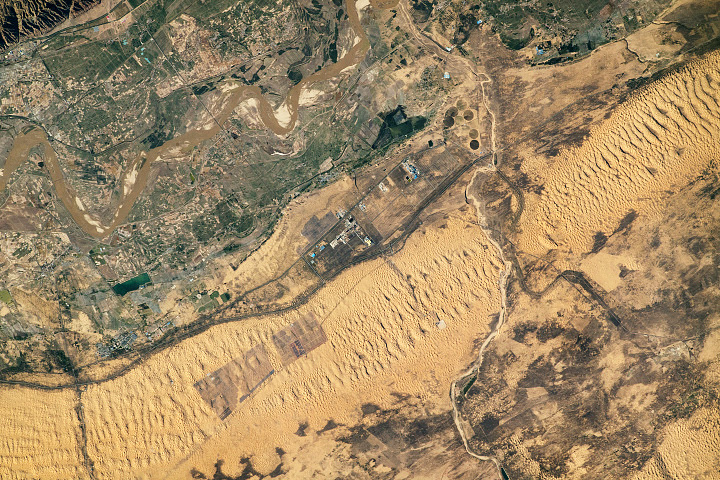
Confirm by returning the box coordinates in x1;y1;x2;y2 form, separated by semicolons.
0;0;392;238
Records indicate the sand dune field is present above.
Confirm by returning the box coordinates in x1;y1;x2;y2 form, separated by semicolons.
3;3;720;478
1;209;502;478
0;388;87;480
519;51;720;258
634;407;720;480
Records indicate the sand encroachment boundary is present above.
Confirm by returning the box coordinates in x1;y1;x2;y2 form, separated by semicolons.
0;0;391;239
519;51;720;256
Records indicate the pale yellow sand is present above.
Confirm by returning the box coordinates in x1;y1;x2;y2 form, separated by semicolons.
519;52;720;257
634;407;720;480
579;251;640;292
0;388;87;480
72;212;502;478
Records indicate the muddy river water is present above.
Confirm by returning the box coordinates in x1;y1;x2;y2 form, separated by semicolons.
0;0;393;238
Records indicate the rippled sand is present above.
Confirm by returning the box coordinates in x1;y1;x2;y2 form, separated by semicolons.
520;52;720;257
0;212;502;478
0;388;87;479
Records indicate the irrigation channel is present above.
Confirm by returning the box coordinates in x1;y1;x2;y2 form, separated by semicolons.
1;3;634;476
0;0;398;238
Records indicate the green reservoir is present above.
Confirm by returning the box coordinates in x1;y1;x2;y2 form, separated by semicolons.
112;273;152;296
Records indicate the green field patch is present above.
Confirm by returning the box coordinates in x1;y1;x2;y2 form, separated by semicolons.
462;374;477;395
192;289;230;312
197;297;220;313
372;106;427;150
90;245;110;265
12;245;31;258
0;289;13;305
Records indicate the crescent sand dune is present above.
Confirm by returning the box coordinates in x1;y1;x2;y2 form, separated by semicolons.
0;210;502;479
518;51;720;259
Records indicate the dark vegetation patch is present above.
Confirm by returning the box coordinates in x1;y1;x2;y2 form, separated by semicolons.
192;200;253;243
535;321;565;342
512;322;537;343
223;243;241;253
328;39;338;63
453;12;479;45
517;356;556;389
462;375;477;395
372;106;427;150
373;412;447;448
318;419;339;433
192;83;216;96
287;67;303;85
500;31;532;51
409;0;436;23
685;264;720;296
47;349;76;374
0;352;31;376
650;233;661;249
142;91;185;150
567;333;601;363
337;402;462;475
190;458;269;480
268;461;284;478
591;231;608;253
361;403;380;415
143;129;171;150
479;414;499;434
613;210;637;234
295;421;309;436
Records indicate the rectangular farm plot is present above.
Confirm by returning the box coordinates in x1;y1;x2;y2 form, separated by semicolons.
413;148;457;180
272;314;327;366
353;179;403;226
194;344;274;420
398;174;436;207
241;260;321;309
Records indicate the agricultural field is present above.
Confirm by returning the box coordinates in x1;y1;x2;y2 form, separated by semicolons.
1;0;720;478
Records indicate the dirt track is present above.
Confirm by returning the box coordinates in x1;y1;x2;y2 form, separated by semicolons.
3;5;720;479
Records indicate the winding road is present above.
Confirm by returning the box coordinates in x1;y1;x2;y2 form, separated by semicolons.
392;5;510;475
